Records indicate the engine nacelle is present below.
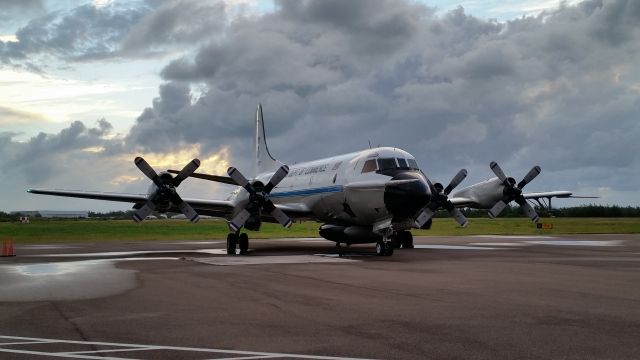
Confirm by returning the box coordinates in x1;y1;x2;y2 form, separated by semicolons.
451;177;505;209
143;172;175;212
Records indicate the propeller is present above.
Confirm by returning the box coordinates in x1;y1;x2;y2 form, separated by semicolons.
132;157;201;223
227;165;292;232
487;161;541;222
414;169;468;228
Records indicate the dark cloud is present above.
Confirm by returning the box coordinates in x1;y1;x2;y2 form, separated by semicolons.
0;0;44;20
131;0;639;203
121;0;226;55
0;0;227;66
3;0;639;209
0;119;120;183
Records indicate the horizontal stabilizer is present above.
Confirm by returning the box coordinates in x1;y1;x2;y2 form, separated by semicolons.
167;170;237;185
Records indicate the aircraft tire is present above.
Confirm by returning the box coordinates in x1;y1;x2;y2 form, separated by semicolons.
226;233;238;255
384;242;394;256
375;241;385;256
239;233;249;254
392;233;402;249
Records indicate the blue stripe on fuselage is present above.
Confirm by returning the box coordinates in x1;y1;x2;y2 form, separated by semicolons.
270;185;343;198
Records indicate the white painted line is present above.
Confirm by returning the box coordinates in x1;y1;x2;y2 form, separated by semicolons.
471;235;557;239
34;249;223;257
524;240;624;247
0;340;60;345
467;242;529;247
0;348;131;360
167;241;222;245
192;255;357;266
0;335;376;360
217;356;282;359
61;347;160;355
414;244;502;250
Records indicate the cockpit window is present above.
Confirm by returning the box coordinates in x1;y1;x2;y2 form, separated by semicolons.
361;159;377;173
408;159;419;169
397;158;408;168
377;158;397;171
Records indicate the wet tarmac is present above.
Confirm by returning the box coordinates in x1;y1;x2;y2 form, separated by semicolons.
0;234;639;359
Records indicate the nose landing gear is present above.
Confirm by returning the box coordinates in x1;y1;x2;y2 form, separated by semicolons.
226;232;250;255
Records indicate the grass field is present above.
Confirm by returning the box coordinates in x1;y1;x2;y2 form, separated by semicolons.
0;218;638;243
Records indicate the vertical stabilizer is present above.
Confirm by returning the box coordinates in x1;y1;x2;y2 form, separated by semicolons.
255;104;282;176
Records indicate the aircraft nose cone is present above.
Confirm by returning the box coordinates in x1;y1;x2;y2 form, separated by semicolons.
384;172;431;219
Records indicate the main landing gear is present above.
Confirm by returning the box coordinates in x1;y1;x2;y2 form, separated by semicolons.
376;230;414;256
226;232;249;255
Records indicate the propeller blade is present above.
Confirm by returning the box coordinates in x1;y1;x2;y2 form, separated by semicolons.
263;165;290;194
520;201;540;223
414;208;435;228
135;157;162;187
443;169;468;195
489;161;507;183
173;158;201;187
228;209;251;232
227;167;255;194
132;201;156;223
488;200;508;219
263;199;292;228
449;207;468;227
170;193;199;223
517;165;541;189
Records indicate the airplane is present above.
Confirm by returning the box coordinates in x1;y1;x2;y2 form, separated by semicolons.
28;105;588;256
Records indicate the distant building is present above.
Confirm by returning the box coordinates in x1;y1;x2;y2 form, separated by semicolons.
11;210;89;218
39;210;89;218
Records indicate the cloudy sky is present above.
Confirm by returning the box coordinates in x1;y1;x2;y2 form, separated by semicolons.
1;0;638;212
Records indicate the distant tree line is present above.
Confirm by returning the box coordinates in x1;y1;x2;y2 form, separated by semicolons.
432;204;640;218
1;205;639;222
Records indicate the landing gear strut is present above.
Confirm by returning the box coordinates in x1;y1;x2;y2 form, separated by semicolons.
227;232;250;255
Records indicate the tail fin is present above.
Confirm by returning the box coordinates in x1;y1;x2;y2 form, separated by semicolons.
255;104;282;175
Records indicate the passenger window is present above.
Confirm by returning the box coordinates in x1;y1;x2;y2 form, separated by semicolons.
361;159;377;173
408;159;419;169
397;158;408;168
377;158;397;171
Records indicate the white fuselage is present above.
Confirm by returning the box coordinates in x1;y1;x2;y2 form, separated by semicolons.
231;147;428;227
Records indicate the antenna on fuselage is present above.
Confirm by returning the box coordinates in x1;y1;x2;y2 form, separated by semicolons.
368;140;372;149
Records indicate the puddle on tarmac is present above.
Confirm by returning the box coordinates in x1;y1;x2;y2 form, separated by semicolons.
0;258;176;302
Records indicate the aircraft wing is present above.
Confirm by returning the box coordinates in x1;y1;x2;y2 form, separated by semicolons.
448;190;597;209
28;188;148;203
27;188;235;217
27;188;311;220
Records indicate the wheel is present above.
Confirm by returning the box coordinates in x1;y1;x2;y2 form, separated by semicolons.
226;233;238;255
402;231;414;249
375;241;385;256
392;233;402;248
238;233;249;254
384;242;394;256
